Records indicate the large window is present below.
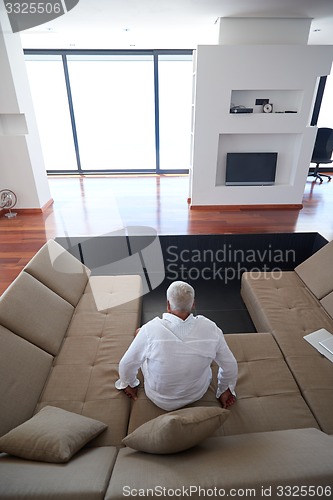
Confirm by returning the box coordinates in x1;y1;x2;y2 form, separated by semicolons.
67;54;156;171
25;54;77;171
24;50;192;174
158;55;193;171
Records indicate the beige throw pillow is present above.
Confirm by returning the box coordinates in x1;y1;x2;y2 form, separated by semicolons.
122;406;229;454
0;406;107;463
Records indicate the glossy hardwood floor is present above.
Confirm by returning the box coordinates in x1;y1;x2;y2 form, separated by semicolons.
0;174;332;295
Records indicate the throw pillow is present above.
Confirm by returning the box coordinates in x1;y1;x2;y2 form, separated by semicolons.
0;406;107;463
122;406;229;454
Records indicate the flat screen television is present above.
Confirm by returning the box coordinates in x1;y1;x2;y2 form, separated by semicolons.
225;152;278;186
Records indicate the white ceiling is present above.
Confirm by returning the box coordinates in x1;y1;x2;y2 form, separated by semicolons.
20;0;333;49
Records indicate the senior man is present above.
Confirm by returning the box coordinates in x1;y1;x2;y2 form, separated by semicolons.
115;280;238;410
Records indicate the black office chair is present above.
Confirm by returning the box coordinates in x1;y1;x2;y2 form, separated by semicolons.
308;127;333;183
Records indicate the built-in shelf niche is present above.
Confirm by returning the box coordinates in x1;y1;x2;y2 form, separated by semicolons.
230;89;304;114
0;114;28;136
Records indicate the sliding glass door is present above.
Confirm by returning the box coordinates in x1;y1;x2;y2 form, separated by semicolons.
25;54;77;171
158;54;193;171
67;54;156;171
24;50;192;174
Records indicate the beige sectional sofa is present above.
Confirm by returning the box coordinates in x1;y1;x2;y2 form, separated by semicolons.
0;239;333;499
241;238;333;436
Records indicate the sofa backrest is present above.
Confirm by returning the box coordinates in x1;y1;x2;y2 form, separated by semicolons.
0;325;53;436
24;239;91;307
295;239;333;316
0;239;92;436
0;271;74;355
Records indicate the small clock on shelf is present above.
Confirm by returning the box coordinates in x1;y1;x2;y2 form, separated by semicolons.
263;103;273;113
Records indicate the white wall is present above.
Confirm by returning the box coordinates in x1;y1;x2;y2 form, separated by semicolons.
0;4;51;210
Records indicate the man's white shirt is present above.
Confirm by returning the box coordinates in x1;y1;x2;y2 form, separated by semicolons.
115;313;238;411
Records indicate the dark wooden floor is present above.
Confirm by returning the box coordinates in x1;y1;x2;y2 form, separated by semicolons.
0;174;332;295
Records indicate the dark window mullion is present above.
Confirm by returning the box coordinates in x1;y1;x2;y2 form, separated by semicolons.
153;52;161;174
62;54;82;173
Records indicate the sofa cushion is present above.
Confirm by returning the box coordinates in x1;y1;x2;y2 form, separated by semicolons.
36;363;139;448
241;271;333;435
35;275;143;448
285;355;333;434
24;239;90;307
321;291;333;318
128;333;320;437
105;429;333;500
127;375;221;435
122;407;230;454
66;275;142;339
295;239;333;300
33;276;143;448
218;333;320;435
82;275;143;313
241;271;333;356
0;446;117;500
38;276;141;446
0;406;107;463
0;325;53;437
0;272;74;355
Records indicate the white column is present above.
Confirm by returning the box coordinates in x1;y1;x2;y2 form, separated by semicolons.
0;3;51;210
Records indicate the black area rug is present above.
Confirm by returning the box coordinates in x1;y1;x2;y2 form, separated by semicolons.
56;232;327;334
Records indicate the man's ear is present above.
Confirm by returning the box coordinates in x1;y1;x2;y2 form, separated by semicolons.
167;300;171;312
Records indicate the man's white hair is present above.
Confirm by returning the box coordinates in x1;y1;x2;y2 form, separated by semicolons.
166;281;195;313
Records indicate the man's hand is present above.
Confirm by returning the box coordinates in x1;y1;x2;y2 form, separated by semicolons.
219;389;236;409
123;386;138;400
